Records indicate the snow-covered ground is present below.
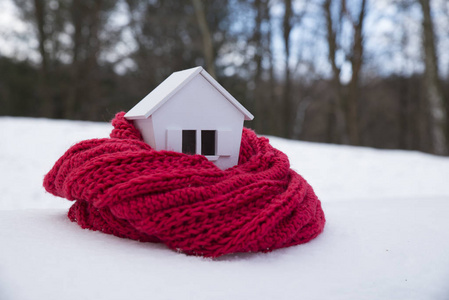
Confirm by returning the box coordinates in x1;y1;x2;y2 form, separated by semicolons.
1;116;449;300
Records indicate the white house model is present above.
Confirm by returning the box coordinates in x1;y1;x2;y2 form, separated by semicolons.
124;66;254;170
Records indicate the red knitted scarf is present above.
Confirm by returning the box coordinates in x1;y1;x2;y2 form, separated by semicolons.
44;112;325;257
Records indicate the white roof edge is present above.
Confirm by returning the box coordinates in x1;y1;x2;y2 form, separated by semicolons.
125;66;254;121
125;67;203;120
199;70;254;121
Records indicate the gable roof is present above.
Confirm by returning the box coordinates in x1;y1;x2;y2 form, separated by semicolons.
124;66;254;121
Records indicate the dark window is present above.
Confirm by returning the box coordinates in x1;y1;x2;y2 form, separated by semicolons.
201;130;216;155
182;130;196;154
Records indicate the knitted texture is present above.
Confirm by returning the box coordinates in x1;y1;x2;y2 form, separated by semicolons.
44;112;325;257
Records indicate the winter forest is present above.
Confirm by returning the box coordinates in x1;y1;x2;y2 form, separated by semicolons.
1;0;449;155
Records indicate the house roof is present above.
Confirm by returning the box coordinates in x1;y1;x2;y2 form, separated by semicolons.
124;66;254;121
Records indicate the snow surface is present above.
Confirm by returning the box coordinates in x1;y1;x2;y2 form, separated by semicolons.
1;116;449;300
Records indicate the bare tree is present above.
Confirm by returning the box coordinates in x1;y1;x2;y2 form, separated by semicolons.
282;0;294;138
417;0;448;155
280;0;309;138
33;0;51;116
13;0;52;116
265;15;278;136
323;0;366;145
346;0;366;146
66;0;100;119
323;0;347;143
192;0;216;78
250;0;271;133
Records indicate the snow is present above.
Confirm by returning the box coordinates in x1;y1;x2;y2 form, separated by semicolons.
1;116;449;300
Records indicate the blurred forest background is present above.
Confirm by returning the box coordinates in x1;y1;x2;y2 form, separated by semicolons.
1;0;449;155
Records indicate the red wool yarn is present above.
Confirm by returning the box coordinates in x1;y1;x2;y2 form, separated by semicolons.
44;112;325;257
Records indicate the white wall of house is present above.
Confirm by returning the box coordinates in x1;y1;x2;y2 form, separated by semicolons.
134;117;155;148
146;74;244;170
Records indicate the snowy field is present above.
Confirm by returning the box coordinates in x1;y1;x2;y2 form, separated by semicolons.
1;116;449;300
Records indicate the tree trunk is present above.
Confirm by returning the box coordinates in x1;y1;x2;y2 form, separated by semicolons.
418;0;448;155
267;12;278;136
192;0;216;78
252;0;264;133
65;0;82;119
323;0;347;144
282;0;293;138
33;0;51;117
345;0;366;146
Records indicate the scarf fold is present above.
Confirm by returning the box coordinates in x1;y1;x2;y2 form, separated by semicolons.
44;112;325;257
